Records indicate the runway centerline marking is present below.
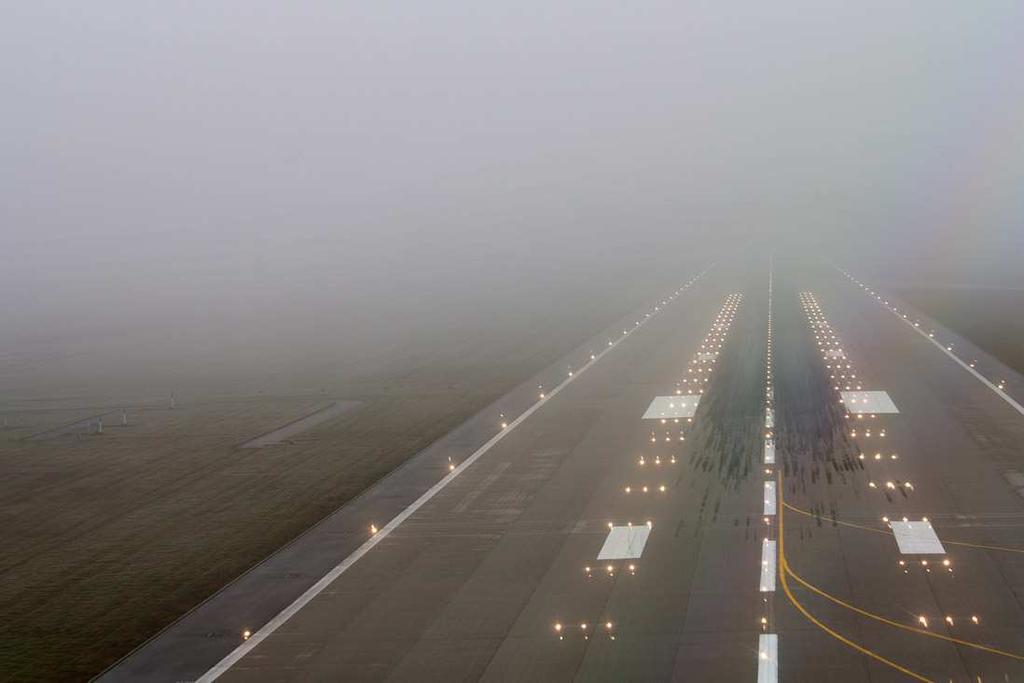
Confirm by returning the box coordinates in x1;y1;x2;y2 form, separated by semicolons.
194;269;712;681
763;481;776;516
757;634;778;682
759;539;777;592
757;257;779;675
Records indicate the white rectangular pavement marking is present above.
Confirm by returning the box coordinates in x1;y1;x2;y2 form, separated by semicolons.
763;438;775;464
890;520;946;554
642;395;701;419
841;390;899;414
763;481;776;516
757;634;778;683
765;407;774;429
759;539;776;592
596;525;651;560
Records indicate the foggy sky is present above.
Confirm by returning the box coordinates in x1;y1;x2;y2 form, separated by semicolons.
4;1;1024;348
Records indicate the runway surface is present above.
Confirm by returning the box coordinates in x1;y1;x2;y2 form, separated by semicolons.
102;258;1024;682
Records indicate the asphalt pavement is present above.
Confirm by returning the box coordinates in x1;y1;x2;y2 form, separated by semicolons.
101;258;1024;682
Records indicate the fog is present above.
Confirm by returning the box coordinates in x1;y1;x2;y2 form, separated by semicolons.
3;2;1024;395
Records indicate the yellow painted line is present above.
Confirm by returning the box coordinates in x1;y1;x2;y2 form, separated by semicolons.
783;500;1024;555
781;501;1024;661
782;501;888;535
777;473;933;682
784;563;1024;662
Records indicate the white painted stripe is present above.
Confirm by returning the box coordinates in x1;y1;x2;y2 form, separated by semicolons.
596;525;651;560
763;481;776;516
840;390;899;414
759;539;776;592
837;267;1024;419
642;394;701;419
896;312;1024;416
890;520;946;554
757;634;779;683
763;438;775;464
195;271;712;681
765;407;774;429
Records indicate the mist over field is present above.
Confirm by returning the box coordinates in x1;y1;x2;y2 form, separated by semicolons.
7;4;1024;681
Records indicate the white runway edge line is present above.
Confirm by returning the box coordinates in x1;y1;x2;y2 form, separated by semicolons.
836;267;1024;419
195;268;713;682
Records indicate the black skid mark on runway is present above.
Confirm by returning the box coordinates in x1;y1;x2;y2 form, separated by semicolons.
772;277;864;522
684;287;765;493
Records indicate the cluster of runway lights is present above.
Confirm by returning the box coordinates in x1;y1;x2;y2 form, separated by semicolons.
554;291;744;642
649;294;741;445
798;292;980;636
362;273;710;546
799;294;918;495
800;292;890;437
554;620;616;641
837;269;1011;394
831;270;1024;634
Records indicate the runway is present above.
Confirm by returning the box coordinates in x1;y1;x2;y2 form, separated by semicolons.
101;258;1024;682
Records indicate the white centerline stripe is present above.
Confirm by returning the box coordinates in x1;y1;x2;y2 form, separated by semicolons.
763;481;776;516
763;438;775;465
757;634;779;683
195;272;710;681
759;539;777;592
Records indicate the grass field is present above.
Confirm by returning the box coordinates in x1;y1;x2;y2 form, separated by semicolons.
0;268;677;681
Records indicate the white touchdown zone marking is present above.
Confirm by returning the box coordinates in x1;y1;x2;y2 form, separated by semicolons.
597;526;651;560
890;520;946;555
840;390;899;414
195;272;710;681
642;395;701;419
